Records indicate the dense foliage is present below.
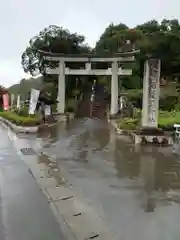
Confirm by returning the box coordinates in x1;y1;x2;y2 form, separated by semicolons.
0;111;41;126
8;76;43;101
117;110;180;131
95;19;180;89
0;86;8;94
8;19;180;107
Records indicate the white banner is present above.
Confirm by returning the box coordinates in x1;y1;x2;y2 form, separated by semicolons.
17;95;20;109
28;88;40;115
44;105;51;116
11;94;14;107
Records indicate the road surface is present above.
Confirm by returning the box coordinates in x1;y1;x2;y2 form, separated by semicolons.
0;125;66;240
35;118;180;240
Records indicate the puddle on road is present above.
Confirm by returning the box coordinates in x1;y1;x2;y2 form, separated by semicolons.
34;118;180;239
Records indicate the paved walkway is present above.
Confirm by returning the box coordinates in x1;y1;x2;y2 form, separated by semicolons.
0;125;66;240
37;118;180;240
3;118;180;240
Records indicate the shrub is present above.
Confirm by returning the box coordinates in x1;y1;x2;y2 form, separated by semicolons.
126;89;179;110
0;111;41;126
16;106;29;117
133;108;141;119
159;95;178;111
117;118;139;130
126;89;142;108
158;110;180;130
116;110;180;131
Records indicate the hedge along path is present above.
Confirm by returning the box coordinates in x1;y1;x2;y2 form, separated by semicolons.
0;111;41;126
117;110;180;131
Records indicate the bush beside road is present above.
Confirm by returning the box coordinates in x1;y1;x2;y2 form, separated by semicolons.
0;111;41;126
117;110;180;131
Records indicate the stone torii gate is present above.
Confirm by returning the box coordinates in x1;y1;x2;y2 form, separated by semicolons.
41;51;139;115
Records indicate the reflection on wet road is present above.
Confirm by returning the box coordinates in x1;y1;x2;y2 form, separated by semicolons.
38;118;180;239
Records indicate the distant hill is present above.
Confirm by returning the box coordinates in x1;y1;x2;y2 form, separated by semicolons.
8;76;43;100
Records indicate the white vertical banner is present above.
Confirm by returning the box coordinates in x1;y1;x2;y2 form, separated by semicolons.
44;105;51;116
11;94;14;108
119;96;123;110
28;88;40;115
17;95;20;109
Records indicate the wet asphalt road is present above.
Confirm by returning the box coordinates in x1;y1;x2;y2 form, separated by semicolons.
0;125;66;240
34;118;180;240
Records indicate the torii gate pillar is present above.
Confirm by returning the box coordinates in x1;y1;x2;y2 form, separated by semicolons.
110;61;119;115
57;61;65;114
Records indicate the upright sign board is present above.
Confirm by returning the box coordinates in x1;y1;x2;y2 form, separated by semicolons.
28;88;40;115
11;93;14;108
142;59;161;128
3;94;9;110
17;95;20;109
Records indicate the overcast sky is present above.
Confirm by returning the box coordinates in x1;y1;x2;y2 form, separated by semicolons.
0;0;179;87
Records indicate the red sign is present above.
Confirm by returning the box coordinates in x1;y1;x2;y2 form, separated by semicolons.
3;94;9;110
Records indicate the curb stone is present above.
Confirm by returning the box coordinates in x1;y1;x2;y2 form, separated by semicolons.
27;159;118;240
0;115;72;134
6;131;76;240
30;167;77;240
20;157;77;240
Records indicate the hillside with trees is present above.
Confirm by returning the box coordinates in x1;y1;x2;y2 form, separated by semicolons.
8;76;43;101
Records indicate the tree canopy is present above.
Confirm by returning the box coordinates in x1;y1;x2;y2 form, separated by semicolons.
19;19;180;96
8;76;43;101
0;86;8;95
21;25;91;75
94;19;180;89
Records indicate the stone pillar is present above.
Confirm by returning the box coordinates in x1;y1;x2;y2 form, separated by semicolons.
142;59;161;128
110;61;119;115
57;61;65;114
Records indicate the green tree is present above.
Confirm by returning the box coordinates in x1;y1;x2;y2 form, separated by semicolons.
21;19;180;102
21;25;91;75
21;25;92;100
95;19;180;90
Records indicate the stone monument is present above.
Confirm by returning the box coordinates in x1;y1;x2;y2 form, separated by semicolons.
142;59;161;129
133;59;172;145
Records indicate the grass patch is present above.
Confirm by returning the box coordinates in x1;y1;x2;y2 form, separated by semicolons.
117;110;180;131
158;110;180;130
117;118;139;130
0;111;41;126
